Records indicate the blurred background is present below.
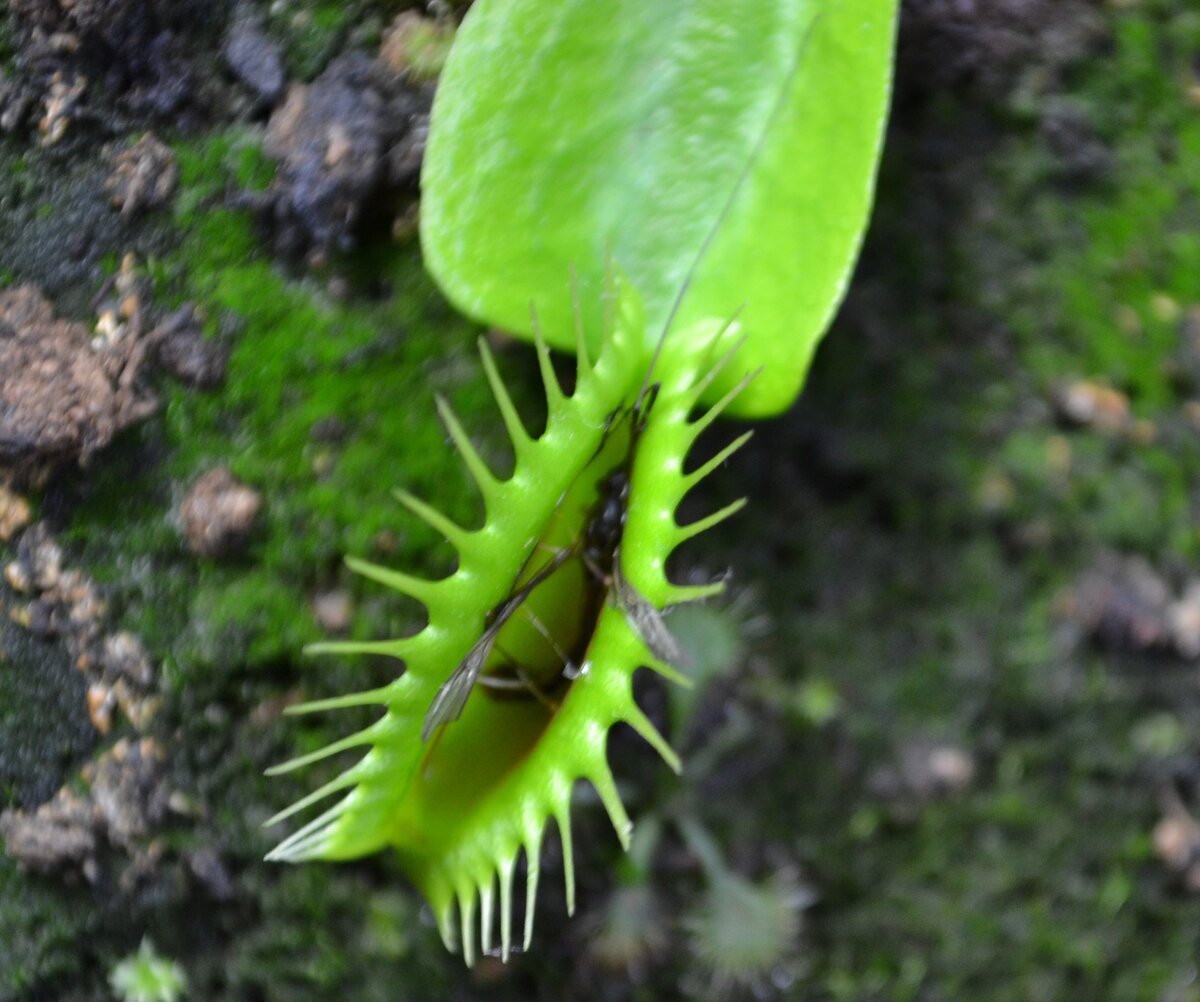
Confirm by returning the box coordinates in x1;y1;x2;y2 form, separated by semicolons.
3;1;1200;999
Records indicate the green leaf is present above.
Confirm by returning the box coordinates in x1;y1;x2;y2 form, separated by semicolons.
420;0;898;417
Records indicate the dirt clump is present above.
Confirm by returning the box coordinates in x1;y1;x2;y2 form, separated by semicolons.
379;11;455;84
4;0;209;132
868;739;976;821
150;304;228;390
222;14;284;108
5;520;162;732
105;131;178;215
260;52;431;263
179;466;262;558
0;737;167;879
1065;559;1200;664
0;483;33;542
0;787;99;876
0;285;157;485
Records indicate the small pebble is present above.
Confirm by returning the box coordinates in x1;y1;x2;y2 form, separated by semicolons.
180;467;262;558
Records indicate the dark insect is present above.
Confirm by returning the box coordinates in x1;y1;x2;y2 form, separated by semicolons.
420;385;686;742
420;542;580;741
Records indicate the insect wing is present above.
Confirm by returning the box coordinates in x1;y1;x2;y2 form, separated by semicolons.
611;563;689;668
422;633;495;741
422;545;581;741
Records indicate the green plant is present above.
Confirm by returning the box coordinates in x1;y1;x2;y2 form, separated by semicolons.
108;940;187;1002
271;0;898;960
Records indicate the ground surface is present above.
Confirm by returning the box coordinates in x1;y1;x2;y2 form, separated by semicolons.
3;2;1200;1000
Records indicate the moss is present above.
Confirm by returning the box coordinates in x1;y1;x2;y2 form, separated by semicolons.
267;0;383;82
0;859;106;999
62;130;503;688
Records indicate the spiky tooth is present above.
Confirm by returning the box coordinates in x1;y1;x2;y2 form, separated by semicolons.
643;656;693;689
589;766;632;850
264;729;373;775
393;489;473;551
529;305;566;416
302;635;411;657
477;338;534;459
283;686;392;714
265;800;350;862
458;883;478;968
263;772;359;827
498;853;515;962
522;830;544;951
684;326;747;408
689;367;762;438
345;556;441;606
665;577;728;607
479;875;496;957
552;801;576;917
683;431;754;490
434;395;503;504
625;705;682;774
674;497;748;545
435;901;457;953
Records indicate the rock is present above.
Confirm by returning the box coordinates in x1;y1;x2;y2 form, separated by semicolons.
260;52;430;261
100;631;154;687
223;16;284;106
0;788;99;876
263;53;387;260
0;285;157;484
0;483;32;542
84;737;167;850
6;519;162;734
1053;379;1131;433
868;739;976;820
180;467;262;558
1153;794;1200;893
187;846;236;901
379;12;455;83
6;0;203;128
16;522;63;592
1168;582;1200;660
0;738;168;878
150;304;228;389
105;132;179;216
1060;555;1172;652
312;588;352;633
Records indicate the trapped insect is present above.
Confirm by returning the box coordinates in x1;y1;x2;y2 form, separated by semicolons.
421;384;689;742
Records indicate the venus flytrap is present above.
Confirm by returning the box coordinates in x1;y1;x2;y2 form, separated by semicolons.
270;0;898;961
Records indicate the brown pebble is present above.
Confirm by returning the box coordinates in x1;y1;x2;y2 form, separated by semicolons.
1054;379;1131;433
0;484;32;542
105;132;178;216
86;682;114;734
312;589;352;633
180;467;262;558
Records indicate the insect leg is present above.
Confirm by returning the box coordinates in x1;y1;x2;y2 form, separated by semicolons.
610;557;690;669
516;604;577;678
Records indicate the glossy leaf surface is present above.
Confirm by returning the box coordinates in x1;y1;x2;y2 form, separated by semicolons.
421;0;898;416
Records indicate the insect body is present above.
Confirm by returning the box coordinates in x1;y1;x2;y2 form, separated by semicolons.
421;387;686;741
421;541;579;741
